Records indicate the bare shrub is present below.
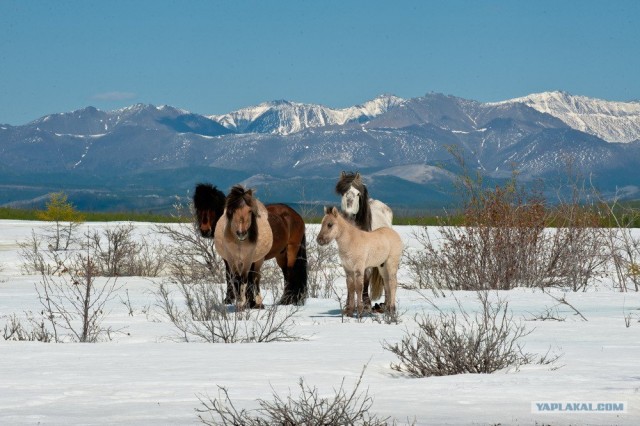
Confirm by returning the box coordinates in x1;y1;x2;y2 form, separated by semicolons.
36;248;122;342
600;193;640;292
197;366;391;425
2;313;54;342
371;304;404;325
155;220;225;284
19;223;164;278
86;223;164;277
305;227;342;299
383;292;557;377
18;230;70;275
405;172;607;292
157;279;302;343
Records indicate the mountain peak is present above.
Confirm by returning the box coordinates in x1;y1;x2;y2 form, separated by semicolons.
209;95;405;135
494;91;640;142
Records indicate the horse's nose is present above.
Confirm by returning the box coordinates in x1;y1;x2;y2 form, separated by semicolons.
236;230;248;241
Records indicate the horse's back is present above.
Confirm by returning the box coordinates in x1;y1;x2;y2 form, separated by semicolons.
367;226;403;264
370;199;393;230
267;204;304;232
265;203;306;259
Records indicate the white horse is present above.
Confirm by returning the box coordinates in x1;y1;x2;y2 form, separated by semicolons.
341;185;393;230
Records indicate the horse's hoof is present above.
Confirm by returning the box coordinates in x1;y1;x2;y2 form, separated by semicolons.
278;294;294;305
279;293;305;306
343;307;355;317
251;303;265;310
372;303;386;313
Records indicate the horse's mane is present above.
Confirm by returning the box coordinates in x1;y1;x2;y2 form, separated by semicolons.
335;171;372;231
225;184;259;243
193;183;226;218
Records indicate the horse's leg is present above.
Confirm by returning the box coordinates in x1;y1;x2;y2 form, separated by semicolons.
275;252;292;305
223;260;236;304
235;273;247;311
344;270;355;317
362;268;372;312
384;262;398;313
248;260;265;309
371;265;388;313
354;269;365;317
283;235;307;305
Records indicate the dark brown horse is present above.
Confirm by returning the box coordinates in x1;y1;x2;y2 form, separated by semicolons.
194;183;308;308
193;183;226;238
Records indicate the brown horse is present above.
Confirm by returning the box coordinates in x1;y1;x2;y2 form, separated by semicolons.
196;184;308;308
317;206;402;317
193;183;226;238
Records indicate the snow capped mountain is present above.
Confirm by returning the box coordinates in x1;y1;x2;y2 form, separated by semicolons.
494;91;640;143
2;91;640;212
209;94;404;135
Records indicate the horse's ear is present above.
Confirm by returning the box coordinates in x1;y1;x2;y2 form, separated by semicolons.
355;172;360;180
324;206;331;215
330;206;339;217
341;171;346;177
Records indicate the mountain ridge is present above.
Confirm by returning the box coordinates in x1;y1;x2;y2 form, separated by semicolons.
1;91;639;212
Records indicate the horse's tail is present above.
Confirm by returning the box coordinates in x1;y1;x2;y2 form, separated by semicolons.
288;233;308;304
370;267;385;301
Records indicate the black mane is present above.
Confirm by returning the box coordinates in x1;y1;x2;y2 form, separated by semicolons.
335;171;372;231
193;182;226;221
225;184;259;243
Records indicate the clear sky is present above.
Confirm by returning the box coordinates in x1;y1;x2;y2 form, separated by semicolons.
1;0;639;125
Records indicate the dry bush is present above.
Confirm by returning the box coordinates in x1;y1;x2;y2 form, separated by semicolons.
405;174;607;292
35;249;122;343
86;223;165;277
383;292;557;377
157;279;302;343
600;194;640;292
197;366;392;425
305;227;343;299
2;313;54;342
155;220;224;284
19;223;165;278
18;230;69;275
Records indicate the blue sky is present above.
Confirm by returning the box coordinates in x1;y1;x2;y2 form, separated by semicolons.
1;0;639;125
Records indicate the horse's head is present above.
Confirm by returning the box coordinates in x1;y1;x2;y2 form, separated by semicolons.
341;185;361;216
225;185;258;242
336;172;369;221
193;183;226;238
316;206;340;246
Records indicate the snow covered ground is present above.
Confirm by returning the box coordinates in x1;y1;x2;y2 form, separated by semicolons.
1;220;639;425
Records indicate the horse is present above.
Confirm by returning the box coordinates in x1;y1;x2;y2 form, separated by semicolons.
200;184;307;308
316;206;402;317
335;171;394;311
193;183;226;238
193;183;238;301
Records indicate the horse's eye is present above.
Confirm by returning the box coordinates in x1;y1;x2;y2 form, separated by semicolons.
327;223;333;228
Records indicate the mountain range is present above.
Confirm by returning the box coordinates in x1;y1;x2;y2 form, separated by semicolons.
1;91;639;213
